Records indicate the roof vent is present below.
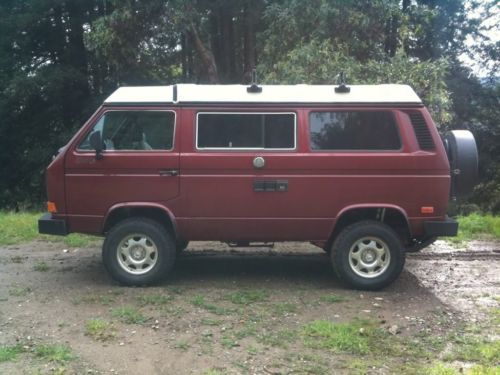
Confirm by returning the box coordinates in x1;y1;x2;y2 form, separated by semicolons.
334;72;350;93
408;112;435;150
247;69;262;93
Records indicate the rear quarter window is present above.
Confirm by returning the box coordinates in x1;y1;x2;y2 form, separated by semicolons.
309;111;401;151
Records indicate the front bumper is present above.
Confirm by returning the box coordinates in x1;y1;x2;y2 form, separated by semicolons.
38;213;68;236
424;218;458;237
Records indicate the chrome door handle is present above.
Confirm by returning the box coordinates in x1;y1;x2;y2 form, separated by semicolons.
159;169;179;176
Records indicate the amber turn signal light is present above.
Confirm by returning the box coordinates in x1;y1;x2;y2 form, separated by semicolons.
420;206;434;214
47;201;57;213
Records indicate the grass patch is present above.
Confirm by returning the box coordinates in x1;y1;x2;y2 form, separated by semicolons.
319;294;347;304
137;293;173;306
221;335;239;349
10;255;23;263
203;369;226;375
272;302;298;315
72;293;116;306
0;344;24;362
34;344;74;363
174;340;190;350
8;286;31;297
302;319;382;355
467;365;500;375
201;317;222;326
33;261;50;272
445;336;500;365
427;363;458;375
111;306;148;324
425;363;500;375
225;289;269;305
258;329;297;348
446;214;500;244
85;319;116;341
191;295;234;315
0;211;95;246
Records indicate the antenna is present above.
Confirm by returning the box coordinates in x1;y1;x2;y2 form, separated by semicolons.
335;72;350;93
247;68;262;93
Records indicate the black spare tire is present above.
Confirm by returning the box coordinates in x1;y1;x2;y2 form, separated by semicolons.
444;130;478;198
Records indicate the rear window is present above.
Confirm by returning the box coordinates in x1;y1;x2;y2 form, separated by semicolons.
309;111;401;151
79;110;175;151
197;113;296;150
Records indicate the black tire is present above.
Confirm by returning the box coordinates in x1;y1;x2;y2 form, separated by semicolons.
102;217;175;286
331;221;405;291
176;239;189;254
443;130;478;198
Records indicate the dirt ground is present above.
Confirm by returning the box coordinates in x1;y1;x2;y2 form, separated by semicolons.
0;240;498;374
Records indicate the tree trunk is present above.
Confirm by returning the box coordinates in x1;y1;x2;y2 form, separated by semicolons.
243;3;257;83
219;5;235;82
189;25;219;83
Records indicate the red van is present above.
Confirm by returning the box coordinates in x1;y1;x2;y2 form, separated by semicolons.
38;83;478;290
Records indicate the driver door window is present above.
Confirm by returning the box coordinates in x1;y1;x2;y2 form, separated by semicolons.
79;110;175;151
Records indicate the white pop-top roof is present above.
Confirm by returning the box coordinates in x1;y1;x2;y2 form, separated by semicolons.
104;84;422;105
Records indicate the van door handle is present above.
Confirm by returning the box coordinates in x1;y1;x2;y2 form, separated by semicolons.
159;169;179;176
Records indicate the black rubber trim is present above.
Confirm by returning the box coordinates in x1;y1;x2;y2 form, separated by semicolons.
38;213;68;236
424;218;458;237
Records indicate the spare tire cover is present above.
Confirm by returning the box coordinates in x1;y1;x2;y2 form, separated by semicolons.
444;130;478;197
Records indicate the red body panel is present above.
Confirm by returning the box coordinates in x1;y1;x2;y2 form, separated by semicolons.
46;104;451;241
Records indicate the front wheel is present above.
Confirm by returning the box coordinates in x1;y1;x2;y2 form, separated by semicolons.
102;218;176;286
331;221;405;290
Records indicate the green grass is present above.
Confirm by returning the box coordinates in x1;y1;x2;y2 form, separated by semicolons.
319;294;348;304
201;317;222;326
425;363;500;375
302;319;381;355
111;306;148;324
272;302;298;315
427;363;458;375
137;293;173;306
0;344;24;362
203;369;227;375
33;261;50;272
174;340;190;350
8;286;31;297
191;294;234;315
85;319;116;341
447;214;500;244
72;293;117;306
225;289;269;305
0;211;95;247
258;329;297;348
444;336;500;364
34;344;74;363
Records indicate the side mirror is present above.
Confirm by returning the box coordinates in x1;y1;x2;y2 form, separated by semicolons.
89;131;104;160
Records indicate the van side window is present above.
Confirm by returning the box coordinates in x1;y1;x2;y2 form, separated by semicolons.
309;111;401;151
197;113;295;150
79;111;175;151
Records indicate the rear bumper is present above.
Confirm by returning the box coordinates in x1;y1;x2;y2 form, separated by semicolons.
38;213;68;236
424;218;458;237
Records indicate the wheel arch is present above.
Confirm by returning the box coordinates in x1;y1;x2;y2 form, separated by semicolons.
327;204;411;249
102;203;178;239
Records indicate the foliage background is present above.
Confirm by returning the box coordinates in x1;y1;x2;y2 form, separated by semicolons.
0;0;498;211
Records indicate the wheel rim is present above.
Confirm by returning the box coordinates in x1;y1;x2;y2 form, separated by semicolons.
348;236;391;279
116;234;158;275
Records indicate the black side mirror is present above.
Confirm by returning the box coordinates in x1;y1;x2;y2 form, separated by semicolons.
89;131;104;160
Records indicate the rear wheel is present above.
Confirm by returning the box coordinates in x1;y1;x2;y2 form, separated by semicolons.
176;239;189;254
102;218;175;286
331;221;405;290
